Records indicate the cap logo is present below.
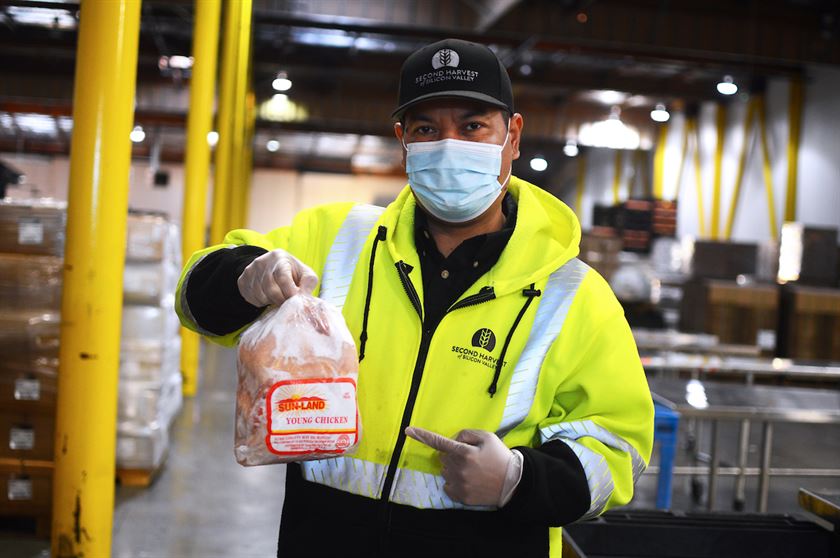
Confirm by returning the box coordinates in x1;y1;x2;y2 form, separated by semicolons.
431;49;459;69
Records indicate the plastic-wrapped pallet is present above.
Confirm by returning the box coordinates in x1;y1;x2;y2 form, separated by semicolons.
116;213;183;472
0;198;65;530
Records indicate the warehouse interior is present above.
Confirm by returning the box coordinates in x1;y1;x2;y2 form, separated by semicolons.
1;0;839;556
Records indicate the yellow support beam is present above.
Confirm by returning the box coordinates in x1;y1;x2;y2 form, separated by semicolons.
673;120;690;201
238;86;257;228
229;29;254;231
180;0;221;397
575;151;587;217
725;98;756;239
784;79;803;223
224;0;252;233
757;96;779;238
612;149;623;205
653;123;668;200
711;103;727;240
51;1;141;556
211;1;241;244
690;117;707;238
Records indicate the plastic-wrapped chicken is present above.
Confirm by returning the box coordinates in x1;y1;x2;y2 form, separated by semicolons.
235;294;360;466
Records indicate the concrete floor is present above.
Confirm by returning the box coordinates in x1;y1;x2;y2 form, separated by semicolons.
3;341;839;557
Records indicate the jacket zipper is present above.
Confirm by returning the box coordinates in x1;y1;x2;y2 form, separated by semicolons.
379;262;495;534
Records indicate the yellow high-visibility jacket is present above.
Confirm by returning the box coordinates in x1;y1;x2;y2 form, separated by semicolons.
176;176;654;557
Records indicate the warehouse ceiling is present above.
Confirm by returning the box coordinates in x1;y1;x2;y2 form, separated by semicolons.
0;0;838;181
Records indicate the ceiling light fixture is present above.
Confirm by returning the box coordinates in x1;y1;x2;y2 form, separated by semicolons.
650;103;670;122
207;131;219;147
563;140;579;157
272;72;292;92
717;75;738;95
579;107;641;150
266;139;280;152
129;125;145;143
529;156;548;172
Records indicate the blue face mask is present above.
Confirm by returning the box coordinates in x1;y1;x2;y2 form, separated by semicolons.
404;130;511;223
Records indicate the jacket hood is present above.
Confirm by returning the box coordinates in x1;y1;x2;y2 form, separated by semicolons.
380;176;581;298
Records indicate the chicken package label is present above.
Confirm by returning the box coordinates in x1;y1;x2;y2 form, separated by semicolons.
235;293;361;466
266;377;359;455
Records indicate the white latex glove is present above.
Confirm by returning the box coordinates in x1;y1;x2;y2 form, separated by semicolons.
237;249;319;308
405;426;523;507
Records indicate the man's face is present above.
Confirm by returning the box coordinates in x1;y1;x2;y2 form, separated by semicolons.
394;98;523;187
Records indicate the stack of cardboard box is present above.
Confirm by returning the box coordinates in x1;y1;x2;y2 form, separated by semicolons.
0;199;66;535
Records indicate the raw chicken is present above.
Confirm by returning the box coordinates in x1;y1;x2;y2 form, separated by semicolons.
235;294;360;466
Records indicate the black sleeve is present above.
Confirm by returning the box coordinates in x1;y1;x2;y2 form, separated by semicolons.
184;245;269;336
499;440;591;526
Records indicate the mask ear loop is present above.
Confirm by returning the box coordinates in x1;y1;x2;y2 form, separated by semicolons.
499;118;512;186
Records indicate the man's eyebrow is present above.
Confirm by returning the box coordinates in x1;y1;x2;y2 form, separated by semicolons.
458;108;494;119
405;113;433;123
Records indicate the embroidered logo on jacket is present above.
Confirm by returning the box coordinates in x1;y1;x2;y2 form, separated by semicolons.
451;328;507;371
471;328;496;352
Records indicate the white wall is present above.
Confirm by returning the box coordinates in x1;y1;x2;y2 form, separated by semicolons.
246;170;407;233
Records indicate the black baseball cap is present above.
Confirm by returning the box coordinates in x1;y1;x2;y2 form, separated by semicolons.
391;38;514;120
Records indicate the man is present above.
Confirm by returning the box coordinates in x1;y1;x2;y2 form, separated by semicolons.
176;38;653;558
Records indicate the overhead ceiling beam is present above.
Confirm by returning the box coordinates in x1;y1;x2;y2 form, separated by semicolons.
473;0;522;32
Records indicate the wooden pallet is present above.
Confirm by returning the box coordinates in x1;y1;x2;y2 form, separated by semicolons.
115;464;163;488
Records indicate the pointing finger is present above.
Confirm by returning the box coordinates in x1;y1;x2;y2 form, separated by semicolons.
405;426;475;456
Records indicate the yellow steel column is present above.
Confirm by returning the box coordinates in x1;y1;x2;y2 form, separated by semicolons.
725;98;756;239
653;123;668;200
711;103;727;240
51;1;141;556
690;117;707;238
227;15;253;232
180;0;221;397
210;1;241;244
238;86;257;229
673;118;690;201
757;96;779;238
784;79;803;223
575;151;587;217
612;149;623;205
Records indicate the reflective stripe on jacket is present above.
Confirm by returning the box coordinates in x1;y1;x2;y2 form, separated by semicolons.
175;176;655;557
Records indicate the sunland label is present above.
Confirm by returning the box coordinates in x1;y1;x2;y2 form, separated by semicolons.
265;377;358;456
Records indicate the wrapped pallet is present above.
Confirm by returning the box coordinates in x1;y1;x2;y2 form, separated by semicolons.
0;199;65;533
116;213;183;473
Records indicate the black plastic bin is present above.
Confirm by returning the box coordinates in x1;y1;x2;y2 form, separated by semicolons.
563;510;838;558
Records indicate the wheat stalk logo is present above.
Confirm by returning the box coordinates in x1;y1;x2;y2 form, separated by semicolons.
471;328;496;352
431;48;460;69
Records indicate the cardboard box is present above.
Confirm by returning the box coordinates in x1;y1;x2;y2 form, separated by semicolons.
0;310;60;361
126;213;179;263
0;360;58;413
690;241;758;280
0;254;63;311
0;460;53;517
0;199;66;257
681;280;778;347
778;224;839;287
777;286;840;360
0;410;55;461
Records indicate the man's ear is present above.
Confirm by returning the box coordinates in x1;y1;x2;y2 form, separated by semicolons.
394;122;406;168
510;113;524;160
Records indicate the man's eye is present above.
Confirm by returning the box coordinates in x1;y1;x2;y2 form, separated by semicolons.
465;122;483;131
415;126;434;135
